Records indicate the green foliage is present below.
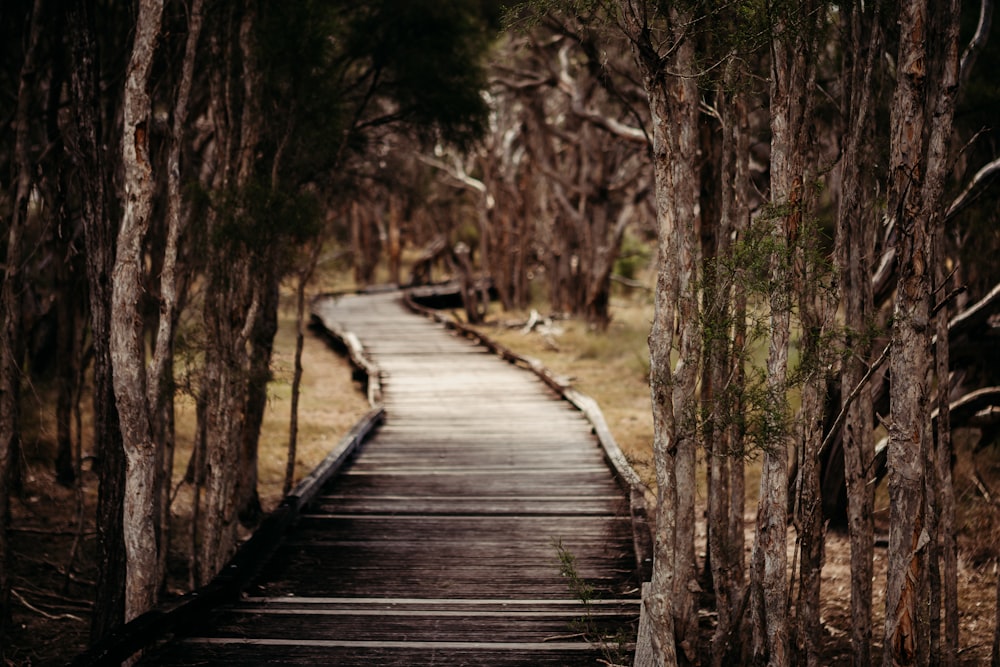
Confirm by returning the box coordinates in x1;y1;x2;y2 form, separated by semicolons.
342;0;493;150
614;230;653;281
553;538;631;665
555;538;594;606
695;192;845;462
212;182;321;268
501;0;606;33
251;0;495;195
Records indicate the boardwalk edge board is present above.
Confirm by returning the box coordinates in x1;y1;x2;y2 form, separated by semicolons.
402;290;656;583
182;637;612;651
69;406;385;667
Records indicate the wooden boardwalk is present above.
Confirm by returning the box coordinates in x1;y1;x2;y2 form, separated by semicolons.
142;291;641;666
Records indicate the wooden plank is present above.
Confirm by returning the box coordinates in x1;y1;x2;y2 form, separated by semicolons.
142;643;612;667
189;613;638;643
240;596;639;608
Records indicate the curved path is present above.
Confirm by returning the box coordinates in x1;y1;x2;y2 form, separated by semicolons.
143;291;641;666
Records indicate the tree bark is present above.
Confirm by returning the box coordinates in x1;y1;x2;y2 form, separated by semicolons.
66;0;128;641
620;2;700;663
197;0;266;581
882;0;962;662
750;6;821;661
704;76;751;667
922;1;962;663
836;3;883;663
286;243;322;495
113;0;165;622
238;270;277;525
151;0;204;591
794;226;834;667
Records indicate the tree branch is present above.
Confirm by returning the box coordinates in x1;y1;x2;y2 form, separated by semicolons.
945;156;1000;222
819;340;892;457
960;0;993;86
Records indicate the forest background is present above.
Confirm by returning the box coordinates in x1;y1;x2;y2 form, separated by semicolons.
2;0;1000;666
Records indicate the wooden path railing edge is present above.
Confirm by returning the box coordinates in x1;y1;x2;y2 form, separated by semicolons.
70;343;385;666
308;300;384;408
402;291;655;584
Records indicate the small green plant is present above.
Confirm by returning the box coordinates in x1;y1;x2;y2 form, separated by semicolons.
553;538;632;666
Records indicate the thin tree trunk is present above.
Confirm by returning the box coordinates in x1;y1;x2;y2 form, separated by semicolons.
621;4;700;663
151;0;204;591
836;4;882;664
1;0;44;640
924;1;962;664
66;0;127;641
724;84;751;667
934;246;959;667
706;79;750;667
238;272;277;525
794;223;834;667
113;0;165;622
286;242;322;495
751;6;819;660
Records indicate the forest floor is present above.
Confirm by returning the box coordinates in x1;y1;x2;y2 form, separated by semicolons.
4;285;999;665
4;295;371;666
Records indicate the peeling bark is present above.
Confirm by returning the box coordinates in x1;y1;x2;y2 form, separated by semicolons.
620;2;700;662
113;0;165;622
884;0;961;663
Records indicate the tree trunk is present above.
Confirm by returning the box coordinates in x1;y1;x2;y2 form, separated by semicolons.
151;0;204;590
1;0;44;640
705;78;751;667
286;245;319;495
621;3;700;663
933;228;959;667
238;271;277;525
197;0;265;581
66;0;128;641
794;229;835;667
836;3;882;663
112;0;165;622
883;0;961;662
922;1;962;664
885;12;929;657
750;6;821;661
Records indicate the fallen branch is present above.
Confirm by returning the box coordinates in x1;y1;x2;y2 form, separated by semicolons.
12;578;93;609
611;274;651;290
972;469;1000;508
10;526;97;537
11;588;86;623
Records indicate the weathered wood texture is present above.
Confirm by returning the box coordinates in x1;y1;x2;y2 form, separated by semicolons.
141;292;640;666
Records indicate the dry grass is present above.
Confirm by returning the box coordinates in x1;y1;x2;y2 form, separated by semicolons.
171;293;370;513
6;286;371;664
